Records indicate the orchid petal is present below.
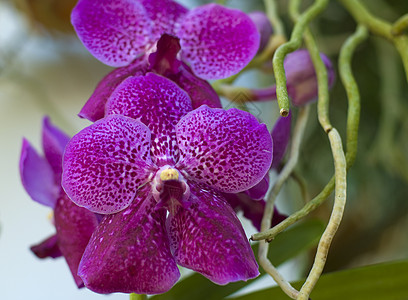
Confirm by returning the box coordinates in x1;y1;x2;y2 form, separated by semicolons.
78;186;180;294
149;34;182;76
20;139;59;208
223;192;286;231
42;117;70;182
176;4;260;80
30;234;62;259
167;183;259;284
245;173;270;200
168;63;222;109
176;106;273;193
79;56;148;122
71;0;152;67
271;112;292;169
62;115;155;214
106;73;192;165
284;49;335;106
249;11;274;54
139;0;187;39
54;194;99;288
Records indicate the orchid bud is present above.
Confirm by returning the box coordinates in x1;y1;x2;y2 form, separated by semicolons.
249;11;274;53
284;49;335;106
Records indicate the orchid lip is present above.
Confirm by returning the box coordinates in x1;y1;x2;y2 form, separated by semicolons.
152;166;190;203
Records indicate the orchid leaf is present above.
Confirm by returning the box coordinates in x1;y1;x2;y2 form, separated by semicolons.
231;260;408;300
152;219;325;300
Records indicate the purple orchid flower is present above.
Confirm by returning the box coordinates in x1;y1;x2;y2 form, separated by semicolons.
19;117;99;288
61;73;272;294
251;50;335;106
249;11;274;54
225;112;291;231
72;0;259;121
80;34;223;122
72;0;259;80
284;49;335;106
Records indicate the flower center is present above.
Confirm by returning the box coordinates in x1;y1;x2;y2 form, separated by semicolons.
152;166;190;212
159;168;179;181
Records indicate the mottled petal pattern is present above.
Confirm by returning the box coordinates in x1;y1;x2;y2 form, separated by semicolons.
167;183;259;284
176;4;260;80
54;194;99;288
79;55;148;122
78;186;180;294
71;0;152;67
271;112;291;169
168;63;222;109
62;115;155;214
176;106;273;193
30;234;62;259
139;0;187;39
42;117;70;181
106;73;192;165
20;139;59;208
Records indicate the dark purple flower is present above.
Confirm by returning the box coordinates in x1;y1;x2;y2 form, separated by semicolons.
72;0;260;80
79;34;222;122
19;117;99;288
284;49;335;106
249;50;334;105
224;191;287;231
62;73;273;294
271;112;292;169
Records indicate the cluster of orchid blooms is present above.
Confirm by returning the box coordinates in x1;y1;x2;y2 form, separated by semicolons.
20;0;334;295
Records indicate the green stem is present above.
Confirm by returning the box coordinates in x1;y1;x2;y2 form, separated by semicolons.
298;129;347;300
252;23;367;243
392;13;408;36
338;0;408;82
264;0;286;37
339;25;368;167
272;0;329;117
129;293;147;300
212;35;286;90
291;170;310;203
289;1;332;132
258;106;310;300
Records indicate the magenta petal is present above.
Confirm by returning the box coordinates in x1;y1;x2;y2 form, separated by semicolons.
42;117;70;181
62;115;155;214
169;63;222;109
284;49;335;106
224;193;286;231
79;56;148;122
106;72;193;165
54;194;99;288
71;0;152;67
245;173;270;200
177;4;260;80
78;186;180;294
30;234;62;259
149;34;181;76
167;183;259;284
20;139;59;208
176;106;273;193
139;0;187;39
271;112;292;169
249;11;274;54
